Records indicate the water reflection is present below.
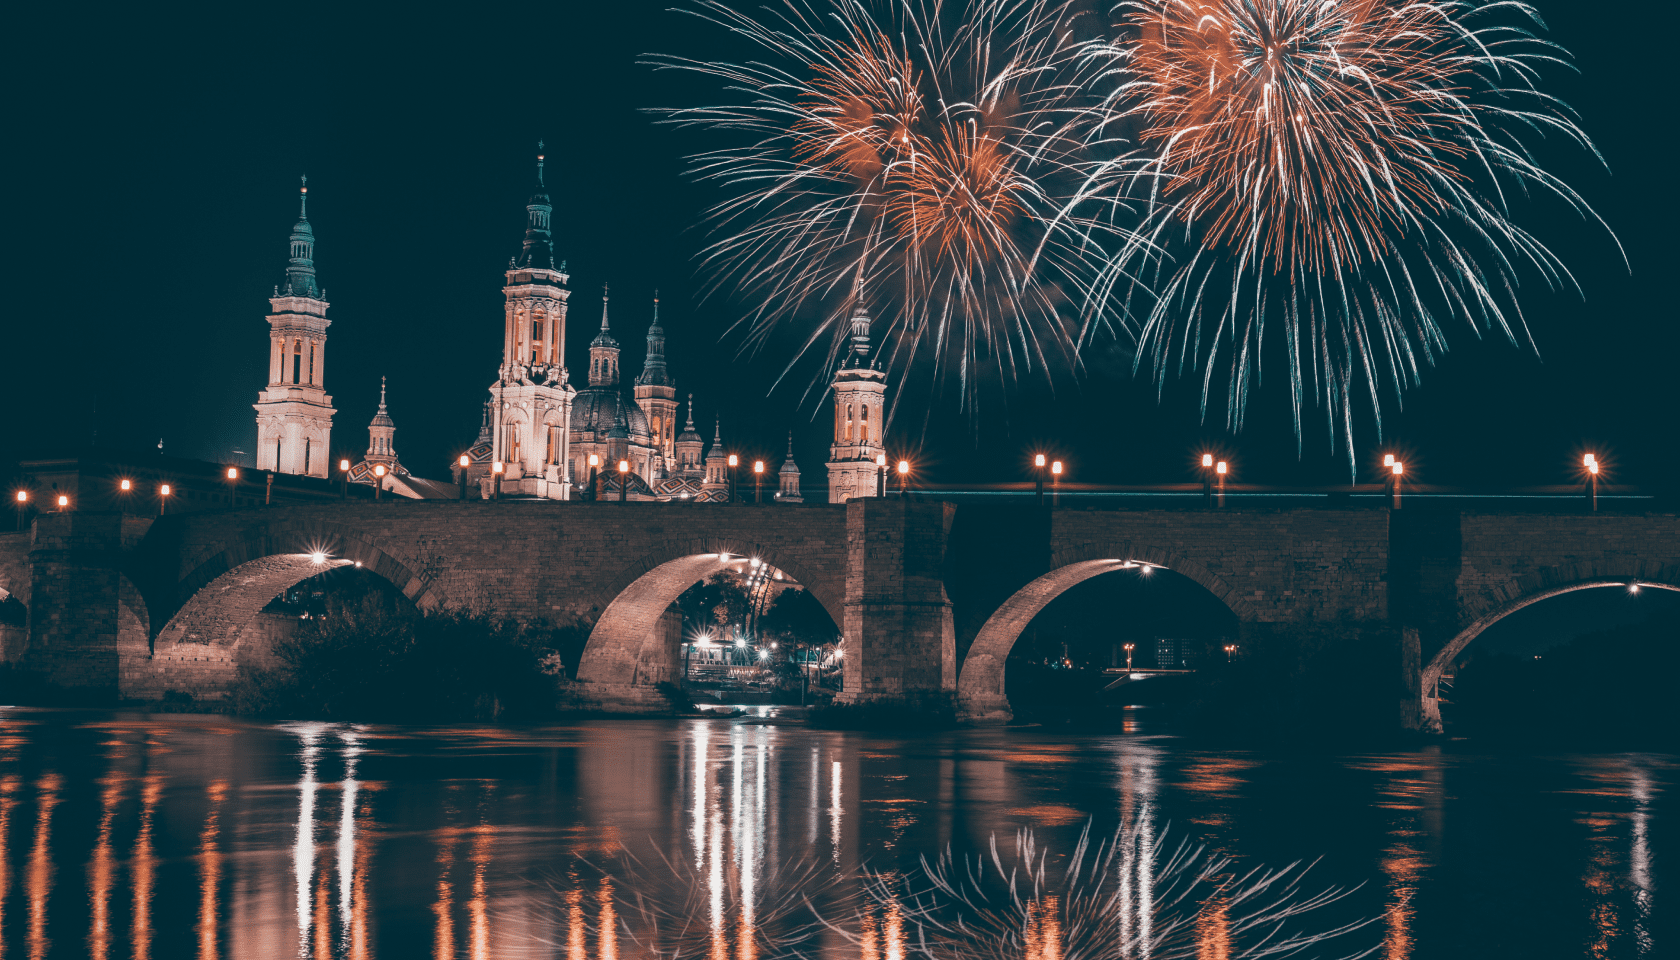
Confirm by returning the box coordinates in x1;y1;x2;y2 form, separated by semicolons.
0;773;17;959
0;712;1669;959
29;772;62;960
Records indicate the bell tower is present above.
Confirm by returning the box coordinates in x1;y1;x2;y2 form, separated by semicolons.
826;303;887;502
488;143;576;498
254;176;335;477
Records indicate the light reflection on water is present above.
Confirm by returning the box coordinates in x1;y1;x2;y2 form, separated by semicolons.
0;711;1667;959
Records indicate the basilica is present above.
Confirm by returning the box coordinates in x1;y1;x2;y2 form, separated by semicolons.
253;147;889;504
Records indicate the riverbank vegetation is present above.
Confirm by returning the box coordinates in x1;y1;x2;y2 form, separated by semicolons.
233;575;582;722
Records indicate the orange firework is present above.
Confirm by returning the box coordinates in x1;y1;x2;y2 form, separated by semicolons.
1129;0;1470;276
1100;0;1616;461
650;0;1135;413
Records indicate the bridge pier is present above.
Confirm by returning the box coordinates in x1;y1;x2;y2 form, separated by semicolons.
7;514;153;701
835;498;958;710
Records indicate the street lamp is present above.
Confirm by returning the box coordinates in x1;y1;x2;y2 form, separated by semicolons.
1034;453;1047;506
1224;643;1236;663
159;483;172;516
1123;642;1134;671
618;459;629;502
587;453;600;499
753;460;765;503
57;494;70;512
1215;460;1228;508
1051;460;1063;507
1584;454;1598;512
876;453;888;497
13;490;26;531
728;454;739;503
1200;453;1215;506
373;463;387;500
492;460;504;501
225;466;239;507
896;459;910;498
1389;460;1404;510
458;454;470;501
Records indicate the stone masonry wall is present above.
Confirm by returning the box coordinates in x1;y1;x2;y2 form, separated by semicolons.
0;530;29;661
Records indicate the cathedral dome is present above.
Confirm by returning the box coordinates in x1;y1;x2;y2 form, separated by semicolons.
570;388;650;438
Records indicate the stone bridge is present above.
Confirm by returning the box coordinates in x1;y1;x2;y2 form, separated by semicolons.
1;499;1674;730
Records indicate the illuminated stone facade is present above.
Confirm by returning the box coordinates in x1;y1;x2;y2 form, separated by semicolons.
826;304;887;502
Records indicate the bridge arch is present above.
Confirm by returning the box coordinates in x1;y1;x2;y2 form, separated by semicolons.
154;521;444;649
1421;560;1680;732
575;537;845;701
957;543;1254;721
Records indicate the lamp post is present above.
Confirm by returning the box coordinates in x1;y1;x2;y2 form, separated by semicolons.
1200;453;1215;506
57;493;70;513
225;466;239;507
1584;454;1598;512
339;458;350;499
1123;642;1134;671
1224;643;1236;663
117;478;133;513
373;463;387;500
1389;461;1403;510
753;460;765;503
587;454;600;500
728;454;739;503
618;459;629;502
492;461;504;501
159;484;171;516
458;455;470;501
896;459;909;498
1034;453;1047;506
1051;460;1063;507
1215;461;1228;508
13;490;26;531
876;453;887;497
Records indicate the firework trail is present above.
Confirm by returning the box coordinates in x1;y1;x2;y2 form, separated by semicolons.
646;0;1142;417
1093;0;1616;462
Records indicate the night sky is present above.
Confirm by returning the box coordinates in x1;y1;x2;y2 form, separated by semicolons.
4;0;1673;492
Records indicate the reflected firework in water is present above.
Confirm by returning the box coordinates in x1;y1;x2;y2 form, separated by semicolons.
841;825;1376;960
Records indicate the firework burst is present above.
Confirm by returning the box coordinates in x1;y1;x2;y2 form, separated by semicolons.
1097;0;1615;461
648;0;1140;415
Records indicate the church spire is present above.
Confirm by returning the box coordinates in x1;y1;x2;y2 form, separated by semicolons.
282;175;320;299
636;288;672;387
516;141;556;270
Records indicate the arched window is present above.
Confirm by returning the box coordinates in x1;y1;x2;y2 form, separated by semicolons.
845;404;854;441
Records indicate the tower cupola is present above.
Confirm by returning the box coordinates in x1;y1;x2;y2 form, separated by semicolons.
517;142;556;270
366;376;397;466
283;176;320;299
777;431;803;502
589;284;620;386
674;394;704;469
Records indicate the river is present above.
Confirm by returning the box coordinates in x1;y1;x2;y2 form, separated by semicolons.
0;707;1666;958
